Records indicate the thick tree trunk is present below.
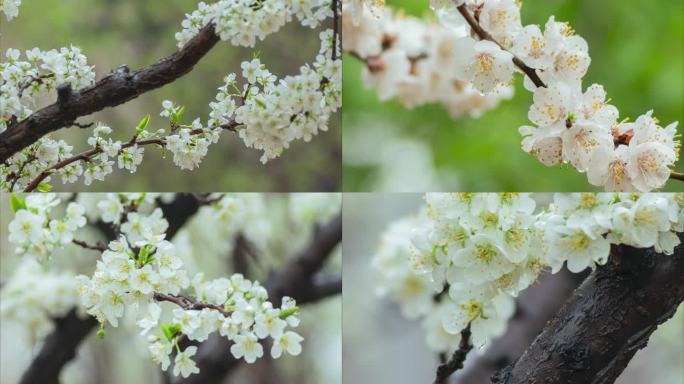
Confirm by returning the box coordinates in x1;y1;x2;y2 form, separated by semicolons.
492;234;684;384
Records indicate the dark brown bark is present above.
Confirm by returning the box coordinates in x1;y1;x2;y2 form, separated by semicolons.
492;234;684;384
0;25;219;163
18;194;202;384
17;310;99;384
266;213;342;306
435;324;473;384
175;213;342;384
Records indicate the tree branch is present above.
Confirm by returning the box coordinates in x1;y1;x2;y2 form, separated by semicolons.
18;194;202;384
434;323;473;384
455;3;546;88
670;171;684;182
492;234;684;383
72;238;107;252
0;24;220;163
20;121;237;192
332;0;340;60
153;292;230;317
175;213;342;384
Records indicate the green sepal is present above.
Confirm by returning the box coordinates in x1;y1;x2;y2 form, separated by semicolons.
36;182;53;192
279;306;300;319
136;114;150;134
171;106;185;124
10;193;27;212
161;323;182;342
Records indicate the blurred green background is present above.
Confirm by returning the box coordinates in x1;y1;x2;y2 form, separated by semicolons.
1;0;341;192
343;0;684;192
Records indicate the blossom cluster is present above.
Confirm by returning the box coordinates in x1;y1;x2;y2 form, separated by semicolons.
0;258;80;340
2;0;340;191
342;2;513;119
75;226;303;376
1;0;21;20
145;274;303;376
8;194;87;262
175;0;333;48
348;0;681;191
204;29;341;163
1;47;95;133
373;193;683;353
1;118;158;191
3;193;308;378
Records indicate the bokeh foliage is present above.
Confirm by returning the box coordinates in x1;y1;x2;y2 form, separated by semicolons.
343;0;683;191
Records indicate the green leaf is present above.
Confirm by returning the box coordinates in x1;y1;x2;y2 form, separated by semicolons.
36;182;53;192
161;323;182;342
279;306;300;319
171;106;185;124
10;194;27;212
136;114;150;134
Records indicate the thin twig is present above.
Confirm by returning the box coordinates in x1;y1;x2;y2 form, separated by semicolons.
18;73;55;97
670;171;684;182
455;3;546;88
153;292;231;317
434;323;473;384
22;121;239;192
72;239;107;252
8;153;37;192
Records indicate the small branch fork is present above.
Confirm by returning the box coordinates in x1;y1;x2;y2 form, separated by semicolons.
20;121;239;192
457;2;683;184
153;292;231;317
454;3;546;88
434;323;473;384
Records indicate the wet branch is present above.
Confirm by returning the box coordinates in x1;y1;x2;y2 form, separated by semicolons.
0;24;220;162
493;234;684;383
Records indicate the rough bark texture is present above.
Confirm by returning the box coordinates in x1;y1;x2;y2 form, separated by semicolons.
0;25;219;163
266;212;342;306
492;234;684;384
453;269;586;383
175;213;342;384
18;194;202;384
